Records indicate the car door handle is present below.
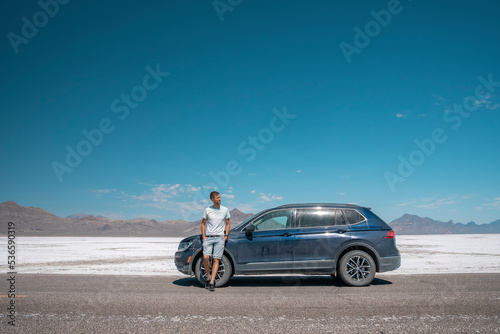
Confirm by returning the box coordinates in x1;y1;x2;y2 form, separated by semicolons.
281;232;292;237
335;229;346;234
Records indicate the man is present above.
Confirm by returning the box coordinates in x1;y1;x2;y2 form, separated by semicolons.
201;191;230;291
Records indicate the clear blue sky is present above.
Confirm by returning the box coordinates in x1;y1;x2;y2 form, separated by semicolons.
1;0;499;224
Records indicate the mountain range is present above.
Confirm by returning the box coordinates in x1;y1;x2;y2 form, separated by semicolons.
0;201;499;236
388;214;500;234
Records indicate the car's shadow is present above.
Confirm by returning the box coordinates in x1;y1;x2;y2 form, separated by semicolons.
172;275;393;288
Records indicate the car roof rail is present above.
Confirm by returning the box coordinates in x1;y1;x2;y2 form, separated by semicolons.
274;203;369;209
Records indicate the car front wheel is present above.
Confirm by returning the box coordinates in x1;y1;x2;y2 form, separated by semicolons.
194;254;232;287
338;250;376;286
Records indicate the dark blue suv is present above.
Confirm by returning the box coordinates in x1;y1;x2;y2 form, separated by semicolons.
175;203;400;287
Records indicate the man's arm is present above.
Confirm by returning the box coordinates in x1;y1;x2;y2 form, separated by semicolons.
224;218;230;241
201;218;207;241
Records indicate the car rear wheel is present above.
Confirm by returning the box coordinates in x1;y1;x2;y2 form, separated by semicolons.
338;250;376;286
194;254;232;287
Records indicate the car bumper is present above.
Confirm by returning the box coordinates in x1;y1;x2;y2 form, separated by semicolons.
174;251;193;275
378;255;401;272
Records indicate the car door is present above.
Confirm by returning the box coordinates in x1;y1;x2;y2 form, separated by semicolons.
235;209;295;273
293;208;351;273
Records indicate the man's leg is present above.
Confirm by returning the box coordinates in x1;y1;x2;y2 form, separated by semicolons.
202;238;215;283
209;238;225;286
210;258;219;284
203;255;212;282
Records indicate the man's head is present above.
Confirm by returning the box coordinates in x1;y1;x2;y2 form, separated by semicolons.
210;191;221;206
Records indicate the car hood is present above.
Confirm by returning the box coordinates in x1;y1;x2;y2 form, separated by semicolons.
180;234;201;243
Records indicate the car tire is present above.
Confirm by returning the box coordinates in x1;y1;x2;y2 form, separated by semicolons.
194;254;232;287
338;250;376;287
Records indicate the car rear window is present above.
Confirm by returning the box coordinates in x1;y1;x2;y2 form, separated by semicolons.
343;209;366;225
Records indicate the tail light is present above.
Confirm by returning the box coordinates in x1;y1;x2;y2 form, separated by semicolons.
384;230;395;239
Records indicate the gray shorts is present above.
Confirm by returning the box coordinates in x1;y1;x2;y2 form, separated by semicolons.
203;236;225;259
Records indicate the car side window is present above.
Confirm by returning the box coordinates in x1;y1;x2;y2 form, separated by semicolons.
335;209;347;225
343;209;366;225
253;210;292;231
298;209;348;227
296;209;334;227
298;209;334;227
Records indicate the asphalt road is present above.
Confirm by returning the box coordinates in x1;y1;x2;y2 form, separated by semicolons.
1;273;499;333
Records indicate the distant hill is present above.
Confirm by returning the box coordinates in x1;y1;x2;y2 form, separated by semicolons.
0;201;252;237
389;214;500;234
66;213;105;219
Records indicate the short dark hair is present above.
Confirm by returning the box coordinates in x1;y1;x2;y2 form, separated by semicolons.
210;191;219;200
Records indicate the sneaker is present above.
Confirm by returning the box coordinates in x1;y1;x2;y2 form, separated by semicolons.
208;283;215;292
205;282;210;289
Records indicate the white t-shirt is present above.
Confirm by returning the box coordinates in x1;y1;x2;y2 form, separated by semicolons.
203;205;230;236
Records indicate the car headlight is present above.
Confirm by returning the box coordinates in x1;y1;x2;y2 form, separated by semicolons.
177;240;194;251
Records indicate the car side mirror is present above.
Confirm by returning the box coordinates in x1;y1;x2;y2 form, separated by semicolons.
244;223;255;234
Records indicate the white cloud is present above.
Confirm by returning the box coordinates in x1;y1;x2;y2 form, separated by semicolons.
91;189;117;198
183;184;200;192
141;199;206;218
469;94;500;110
93;189;116;194
132;184;186;203
412;194;474;210
118;183;222;220
259;193;283;202
250;190;256;194
475;96;491;107
416;197;456;209
296;170;302;173
485;197;500;208
432;96;448;107
399;200;417;206
396;110;411;118
137;180;154;186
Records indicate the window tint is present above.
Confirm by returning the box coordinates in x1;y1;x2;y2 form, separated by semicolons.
298;209;346;227
336;210;346;225
343;209;366;225
253;210;292;231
